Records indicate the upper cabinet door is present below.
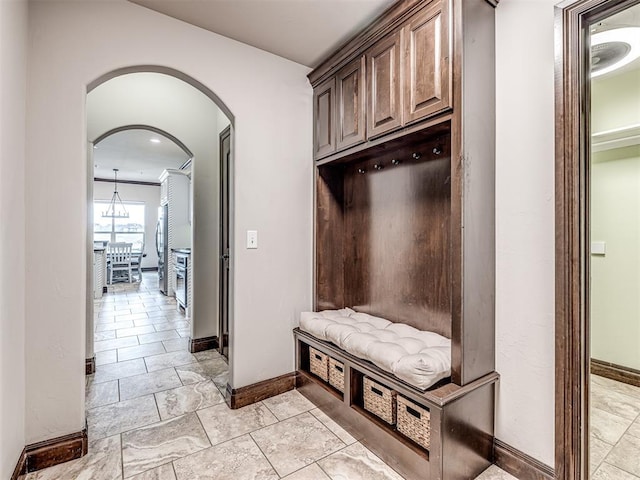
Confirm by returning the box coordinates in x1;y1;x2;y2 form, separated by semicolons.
336;56;366;151
403;0;452;125
366;30;402;139
313;77;337;160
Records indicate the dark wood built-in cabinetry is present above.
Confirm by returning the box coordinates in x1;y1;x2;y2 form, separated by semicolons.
301;1;497;479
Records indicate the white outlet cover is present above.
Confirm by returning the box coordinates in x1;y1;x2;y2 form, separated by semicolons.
247;230;258;249
591;241;606;255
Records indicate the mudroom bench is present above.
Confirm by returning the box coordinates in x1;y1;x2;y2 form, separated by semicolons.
294;328;498;480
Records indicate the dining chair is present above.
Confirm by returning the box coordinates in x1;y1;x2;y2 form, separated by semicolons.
108;242;134;284
131;239;145;282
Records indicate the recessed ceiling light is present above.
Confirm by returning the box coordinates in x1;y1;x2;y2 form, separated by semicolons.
591;27;640;78
150;138;161;144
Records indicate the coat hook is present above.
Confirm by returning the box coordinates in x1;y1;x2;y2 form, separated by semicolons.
374;164;384;170
391;159;401;166
358;168;366;174
432;146;443;155
412;152;421;160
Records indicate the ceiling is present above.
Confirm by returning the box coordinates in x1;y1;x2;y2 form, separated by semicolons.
128;0;396;68
93;129;191;183
591;2;640;80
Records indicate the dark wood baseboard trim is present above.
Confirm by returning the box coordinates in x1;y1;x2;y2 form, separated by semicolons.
141;267;158;272
11;448;27;480
494;439;554;480
13;428;88;475
226;372;296;409
591;359;640;388
86;356;96;375
189;336;219;353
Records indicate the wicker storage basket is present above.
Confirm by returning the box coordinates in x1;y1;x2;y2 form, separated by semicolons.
397;395;431;449
309;347;329;381
363;377;397;424
328;357;345;392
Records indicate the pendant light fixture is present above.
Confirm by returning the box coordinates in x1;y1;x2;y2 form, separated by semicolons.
102;168;129;218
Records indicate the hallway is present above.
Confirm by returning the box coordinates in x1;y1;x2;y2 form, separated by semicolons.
18;273;514;480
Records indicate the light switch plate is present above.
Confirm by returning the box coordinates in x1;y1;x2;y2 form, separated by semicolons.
247;230;258;249
591;241;606;255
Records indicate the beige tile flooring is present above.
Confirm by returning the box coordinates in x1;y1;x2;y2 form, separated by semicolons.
24;272;516;480
590;375;640;479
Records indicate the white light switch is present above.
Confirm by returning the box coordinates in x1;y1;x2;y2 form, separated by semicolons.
591;241;606;255
247;230;258;249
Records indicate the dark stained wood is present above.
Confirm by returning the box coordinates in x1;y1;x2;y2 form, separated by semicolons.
189;336;219;353
11;449;27;480
85;356;95;375
295;336;497;480
309;0;429;87
219;125;231;360
19;428;88;474
336;56;367;151
296;328;497;407
316;131;452;337
452;0;496;386
494;439;555;480
225;372;296;409
366;30;403;138
402;0;452;125
591;359;640;387
313;78;337;159
315;166;345;311
554;1;640;480
94;178;161;187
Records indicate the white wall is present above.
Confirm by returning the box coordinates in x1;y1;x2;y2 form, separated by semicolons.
26;0;312;443
590;66;640;371
93;181;161;269
87;72;224;343
0;0;27;475
495;0;557;467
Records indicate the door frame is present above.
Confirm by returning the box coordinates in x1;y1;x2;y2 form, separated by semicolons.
219;125;231;359
555;1;640;479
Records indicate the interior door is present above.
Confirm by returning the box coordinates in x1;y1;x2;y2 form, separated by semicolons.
219;126;231;359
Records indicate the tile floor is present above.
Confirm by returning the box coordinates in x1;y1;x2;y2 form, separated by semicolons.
590;375;640;479
23;272;516;480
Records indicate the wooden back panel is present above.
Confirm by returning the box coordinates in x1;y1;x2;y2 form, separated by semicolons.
316;131;452;337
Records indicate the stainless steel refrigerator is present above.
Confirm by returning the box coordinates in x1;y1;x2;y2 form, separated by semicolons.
156;204;169;294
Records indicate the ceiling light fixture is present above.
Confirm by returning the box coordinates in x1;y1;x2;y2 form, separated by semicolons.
150;138;161;144
591;27;640;78
102;169;129;218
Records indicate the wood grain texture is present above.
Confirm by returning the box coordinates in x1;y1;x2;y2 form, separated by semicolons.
336;56;367;151
17;428;88;474
225;372;296;409
554;1;640;479
11;449;26;480
402;0;452;125
189;336;219;353
367;29;403;138
591;359;640;388
314;78;337;159
494;439;554;480
316;131;452;337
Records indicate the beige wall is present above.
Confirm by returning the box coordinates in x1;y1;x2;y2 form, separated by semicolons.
0;0;27;475
495;0;557;466
591;66;640;371
591;147;640;370
26;0;312;444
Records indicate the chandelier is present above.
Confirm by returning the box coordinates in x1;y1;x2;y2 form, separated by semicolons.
102;169;129;218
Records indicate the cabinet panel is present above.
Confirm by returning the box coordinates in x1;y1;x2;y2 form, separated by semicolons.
366;30;402;138
314;78;336;159
336;56;366;151
403;0;451;124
